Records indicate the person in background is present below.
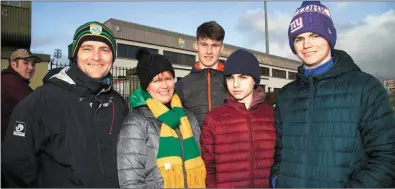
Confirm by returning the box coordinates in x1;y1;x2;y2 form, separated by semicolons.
1;49;40;143
1;48;41;188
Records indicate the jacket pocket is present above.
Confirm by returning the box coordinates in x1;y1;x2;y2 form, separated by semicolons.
345;130;368;183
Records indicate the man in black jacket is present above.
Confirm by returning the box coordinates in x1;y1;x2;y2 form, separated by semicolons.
270;1;395;188
2;21;129;188
175;21;227;127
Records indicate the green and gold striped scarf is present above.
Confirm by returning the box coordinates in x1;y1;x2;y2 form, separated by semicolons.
132;88;206;188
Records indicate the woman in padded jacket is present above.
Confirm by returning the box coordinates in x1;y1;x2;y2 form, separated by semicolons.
117;48;206;188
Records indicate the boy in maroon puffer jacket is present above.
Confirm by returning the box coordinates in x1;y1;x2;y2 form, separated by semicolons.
201;49;276;188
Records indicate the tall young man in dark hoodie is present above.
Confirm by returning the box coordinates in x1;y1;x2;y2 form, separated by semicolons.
271;1;395;188
175;21;226;127
201;49;276;188
2;21;129;188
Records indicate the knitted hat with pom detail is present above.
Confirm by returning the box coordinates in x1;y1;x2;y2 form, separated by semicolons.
135;47;175;89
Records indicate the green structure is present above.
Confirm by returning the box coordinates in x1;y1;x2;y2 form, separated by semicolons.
1;1;50;89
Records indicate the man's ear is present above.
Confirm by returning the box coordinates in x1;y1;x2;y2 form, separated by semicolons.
10;60;18;70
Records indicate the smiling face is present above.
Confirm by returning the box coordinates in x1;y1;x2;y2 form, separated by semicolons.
11;58;36;80
294;32;331;68
76;41;113;79
146;71;175;104
194;37;224;69
226;74;255;105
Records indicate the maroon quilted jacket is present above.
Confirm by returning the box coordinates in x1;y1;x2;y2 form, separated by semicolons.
201;87;276;188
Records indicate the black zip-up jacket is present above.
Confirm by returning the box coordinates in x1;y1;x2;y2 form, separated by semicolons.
1;65;129;188
175;62;226;127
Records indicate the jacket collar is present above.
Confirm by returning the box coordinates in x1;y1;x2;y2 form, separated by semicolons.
303;58;334;77
225;86;266;111
296;49;361;84
191;61;224;73
1;66;30;84
50;64;112;95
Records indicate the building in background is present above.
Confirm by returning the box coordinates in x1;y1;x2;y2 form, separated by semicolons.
68;18;301;94
1;1;50;89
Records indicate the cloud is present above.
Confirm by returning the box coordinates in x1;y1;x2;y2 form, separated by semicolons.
236;8;395;78
336;9;395;79
236;8;297;60
336;2;349;10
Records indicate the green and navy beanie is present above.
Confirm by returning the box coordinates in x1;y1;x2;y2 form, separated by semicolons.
72;21;117;62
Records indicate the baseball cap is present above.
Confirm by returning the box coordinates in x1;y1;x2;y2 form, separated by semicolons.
9;49;41;63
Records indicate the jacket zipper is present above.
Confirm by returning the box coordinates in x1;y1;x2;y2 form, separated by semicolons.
207;70;212;111
93;94;105;181
108;97;114;135
305;76;315;186
247;113;253;187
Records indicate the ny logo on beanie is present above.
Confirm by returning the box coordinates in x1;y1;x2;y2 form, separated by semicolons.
290;17;304;33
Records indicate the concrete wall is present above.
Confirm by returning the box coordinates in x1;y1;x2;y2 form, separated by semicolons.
1;59;9;69
259;77;293;92
114;58;137;69
30;62;49;89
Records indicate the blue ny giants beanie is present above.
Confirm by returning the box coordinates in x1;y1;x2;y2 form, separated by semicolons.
288;1;337;54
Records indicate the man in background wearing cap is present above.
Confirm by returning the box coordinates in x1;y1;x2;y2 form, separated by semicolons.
270;1;395;188
201;49;275;188
2;21;129;188
175;21;227;128
1;49;40;143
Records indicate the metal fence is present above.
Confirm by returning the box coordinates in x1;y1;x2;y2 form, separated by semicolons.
49;62;140;107
110;66;140;103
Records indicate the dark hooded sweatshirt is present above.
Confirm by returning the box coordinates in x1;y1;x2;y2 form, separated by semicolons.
2;65;129;188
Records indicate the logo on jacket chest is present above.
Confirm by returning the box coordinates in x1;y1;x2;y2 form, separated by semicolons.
89;102;110;108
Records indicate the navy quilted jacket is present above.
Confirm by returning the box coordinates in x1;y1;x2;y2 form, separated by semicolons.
270;49;395;188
